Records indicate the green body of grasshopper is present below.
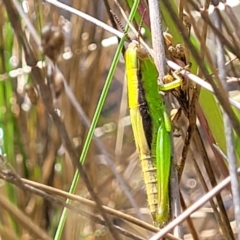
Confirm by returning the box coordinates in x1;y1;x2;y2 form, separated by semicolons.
125;42;180;226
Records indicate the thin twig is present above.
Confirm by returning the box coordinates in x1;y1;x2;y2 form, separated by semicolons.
45;0;123;38
179;192;199;240
212;2;240;239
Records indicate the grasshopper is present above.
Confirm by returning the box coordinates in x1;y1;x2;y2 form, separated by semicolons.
125;41;181;226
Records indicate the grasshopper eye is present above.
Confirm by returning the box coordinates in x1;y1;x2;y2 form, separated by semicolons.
136;47;148;60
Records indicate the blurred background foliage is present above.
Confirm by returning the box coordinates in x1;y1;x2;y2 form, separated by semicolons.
0;0;240;239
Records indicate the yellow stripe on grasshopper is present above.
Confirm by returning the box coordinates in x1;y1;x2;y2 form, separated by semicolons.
125;42;158;220
125;41;180;227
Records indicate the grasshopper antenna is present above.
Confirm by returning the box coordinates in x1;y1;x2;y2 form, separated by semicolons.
137;8;146;45
103;0;119;35
113;0;153;56
110;10;131;42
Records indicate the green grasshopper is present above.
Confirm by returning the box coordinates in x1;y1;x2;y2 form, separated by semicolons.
125;41;181;227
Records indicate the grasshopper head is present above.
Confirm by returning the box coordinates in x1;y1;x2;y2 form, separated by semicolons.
126;41;149;60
